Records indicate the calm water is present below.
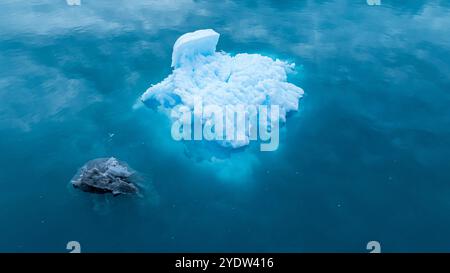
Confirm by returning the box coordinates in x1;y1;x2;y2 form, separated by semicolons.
1;0;450;252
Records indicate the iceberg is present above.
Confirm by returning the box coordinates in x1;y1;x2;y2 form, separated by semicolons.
141;29;304;149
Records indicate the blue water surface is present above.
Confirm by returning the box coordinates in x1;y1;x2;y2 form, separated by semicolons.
0;0;450;252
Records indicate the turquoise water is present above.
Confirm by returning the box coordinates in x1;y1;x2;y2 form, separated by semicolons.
1;0;450;252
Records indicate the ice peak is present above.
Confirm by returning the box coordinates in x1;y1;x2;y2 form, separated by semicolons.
171;29;220;68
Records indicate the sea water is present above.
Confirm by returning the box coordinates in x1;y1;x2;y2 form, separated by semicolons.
0;0;449;252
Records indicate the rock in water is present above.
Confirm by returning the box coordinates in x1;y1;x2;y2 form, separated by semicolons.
71;157;139;196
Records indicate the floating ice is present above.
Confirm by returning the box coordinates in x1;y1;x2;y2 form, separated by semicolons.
66;0;81;6
71;157;139;196
141;29;304;149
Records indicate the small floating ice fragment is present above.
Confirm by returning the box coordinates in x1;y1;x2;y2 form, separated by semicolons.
66;0;81;6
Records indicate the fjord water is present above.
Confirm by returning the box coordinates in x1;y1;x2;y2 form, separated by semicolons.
1;0;450;252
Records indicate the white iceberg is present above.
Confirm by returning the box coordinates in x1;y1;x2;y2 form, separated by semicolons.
141;29;304;149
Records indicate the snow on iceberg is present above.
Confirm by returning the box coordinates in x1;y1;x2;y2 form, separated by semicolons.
141;29;304;150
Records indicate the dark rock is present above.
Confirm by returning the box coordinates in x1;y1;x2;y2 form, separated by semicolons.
71;157;139;196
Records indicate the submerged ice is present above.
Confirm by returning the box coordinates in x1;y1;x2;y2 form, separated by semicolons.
141;29;304;149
